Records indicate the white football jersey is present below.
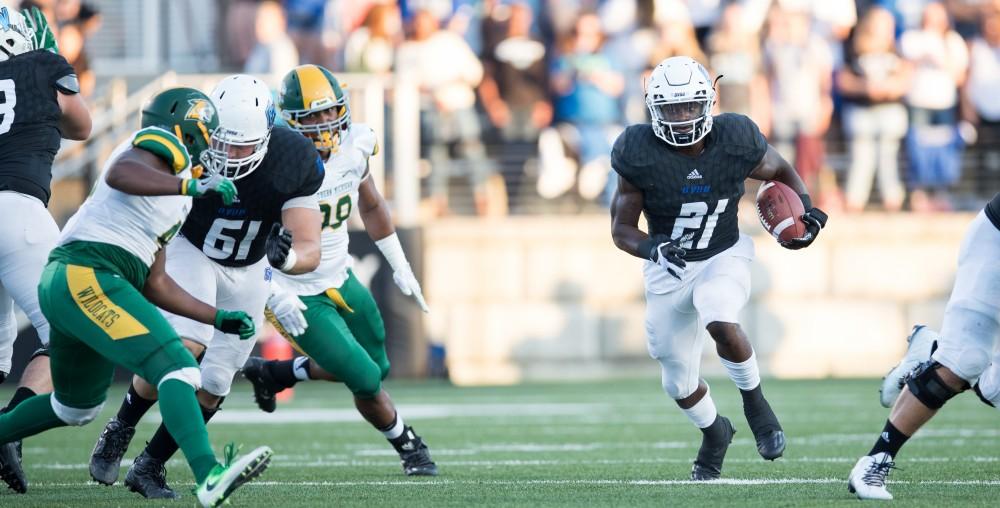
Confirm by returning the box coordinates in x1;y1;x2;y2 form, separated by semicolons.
60;130;193;267
275;123;377;295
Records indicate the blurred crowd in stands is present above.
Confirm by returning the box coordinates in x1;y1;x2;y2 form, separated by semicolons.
16;0;1000;215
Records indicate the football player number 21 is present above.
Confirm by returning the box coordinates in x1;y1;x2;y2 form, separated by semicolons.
0;79;16;135
203;219;262;261
671;199;729;249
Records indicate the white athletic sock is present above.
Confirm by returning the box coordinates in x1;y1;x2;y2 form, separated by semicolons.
292;356;311;381
681;389;718;429
381;413;406;439
977;363;1000;406
720;351;761;391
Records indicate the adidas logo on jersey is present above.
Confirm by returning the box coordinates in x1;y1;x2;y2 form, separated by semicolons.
686;169;703;180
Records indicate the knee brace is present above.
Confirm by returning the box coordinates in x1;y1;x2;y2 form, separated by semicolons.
158;367;203;391
29;347;50;362
906;361;965;410
50;396;104;426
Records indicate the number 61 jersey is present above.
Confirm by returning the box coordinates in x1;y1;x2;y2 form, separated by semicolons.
612;113;768;263
275;123;378;295
180;126;325;267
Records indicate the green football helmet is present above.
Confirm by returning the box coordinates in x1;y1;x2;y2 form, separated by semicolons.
140;87;219;172
278;64;350;154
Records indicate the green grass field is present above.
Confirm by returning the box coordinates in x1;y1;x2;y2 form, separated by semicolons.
1;377;998;507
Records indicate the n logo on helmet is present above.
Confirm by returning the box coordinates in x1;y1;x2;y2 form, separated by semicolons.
185;99;215;124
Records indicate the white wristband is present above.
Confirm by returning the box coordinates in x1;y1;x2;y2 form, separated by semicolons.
280;248;298;273
374;233;409;273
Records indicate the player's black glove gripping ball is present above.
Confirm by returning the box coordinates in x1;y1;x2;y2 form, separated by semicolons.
265;223;294;269
781;207;829;250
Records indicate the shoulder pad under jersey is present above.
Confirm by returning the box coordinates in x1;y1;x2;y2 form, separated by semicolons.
131;127;191;174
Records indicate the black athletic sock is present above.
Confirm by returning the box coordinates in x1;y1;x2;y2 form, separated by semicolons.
2;387;36;413
868;420;910;458
740;385;782;433
115;384;157;427
267;359;300;389
146;404;218;462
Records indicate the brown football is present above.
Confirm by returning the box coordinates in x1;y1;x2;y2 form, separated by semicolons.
755;180;806;243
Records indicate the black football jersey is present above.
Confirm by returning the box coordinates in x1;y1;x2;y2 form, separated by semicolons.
985;193;1000;230
180;126;325;267
612;113;768;262
0;50;76;205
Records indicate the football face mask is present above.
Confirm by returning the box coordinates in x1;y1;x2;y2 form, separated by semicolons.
649;99;712;146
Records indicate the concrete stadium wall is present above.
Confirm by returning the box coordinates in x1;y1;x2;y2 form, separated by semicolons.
422;209;976;385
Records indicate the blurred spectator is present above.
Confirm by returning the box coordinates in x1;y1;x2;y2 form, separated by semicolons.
900;2;968;211
245;1;299;74
944;0;991;37
285;0;335;67
54;0;100;98
963;6;1000;177
539;11;624;204
396;9;493;216
224;0;262;70
836;7;912;212
764;2;836;200
343;3;402;74
479;2;551;143
600;0;655;124
649;1;707;68
707;2;770;134
479;1;551;211
683;0;723;48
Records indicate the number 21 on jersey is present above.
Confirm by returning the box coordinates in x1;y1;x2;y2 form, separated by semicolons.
671;199;729;250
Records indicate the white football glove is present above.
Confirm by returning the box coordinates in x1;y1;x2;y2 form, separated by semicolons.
267;285;308;337
376;233;430;313
392;269;430;313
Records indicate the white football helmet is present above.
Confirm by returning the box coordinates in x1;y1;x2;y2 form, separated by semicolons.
0;7;35;62
205;74;276;180
645;56;716;147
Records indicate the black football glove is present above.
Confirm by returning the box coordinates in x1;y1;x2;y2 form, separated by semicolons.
265;223;294;270
639;234;687;280
781;206;828;250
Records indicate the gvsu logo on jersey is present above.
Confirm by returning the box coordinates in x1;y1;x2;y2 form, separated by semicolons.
264;266;273;282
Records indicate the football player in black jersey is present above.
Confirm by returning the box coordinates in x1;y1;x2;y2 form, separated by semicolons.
87;75;323;499
610;56;828;480
847;193;1000;500
0;5;91;491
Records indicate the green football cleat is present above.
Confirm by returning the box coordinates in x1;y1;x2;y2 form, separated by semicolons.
194;443;272;508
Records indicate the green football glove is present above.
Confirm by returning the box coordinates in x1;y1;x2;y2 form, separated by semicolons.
181;172;238;205
23;7;58;54
214;310;255;340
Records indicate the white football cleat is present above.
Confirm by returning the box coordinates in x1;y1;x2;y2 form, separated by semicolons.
880;325;939;408
848;452;895;500
195;444;272;508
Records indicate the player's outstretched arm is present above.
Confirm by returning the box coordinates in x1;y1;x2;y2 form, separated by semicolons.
56;88;91;140
358;176;430;312
272;206;322;275
105;148;237;204
143;250;255;340
748;145;828;249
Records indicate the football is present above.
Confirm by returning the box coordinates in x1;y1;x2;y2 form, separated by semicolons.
755;180;806;243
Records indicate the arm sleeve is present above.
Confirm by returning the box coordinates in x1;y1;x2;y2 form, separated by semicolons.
610;128;631;179
741;116;769;177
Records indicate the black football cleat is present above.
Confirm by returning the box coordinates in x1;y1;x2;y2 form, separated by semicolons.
742;388;785;461
690;416;735;481
125;451;178;499
242;356;282;413
90;417;136;485
389;426;438;476
0;440;26;493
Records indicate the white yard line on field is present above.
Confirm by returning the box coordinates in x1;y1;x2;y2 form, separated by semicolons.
31;478;1000;488
27;455;1000;471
